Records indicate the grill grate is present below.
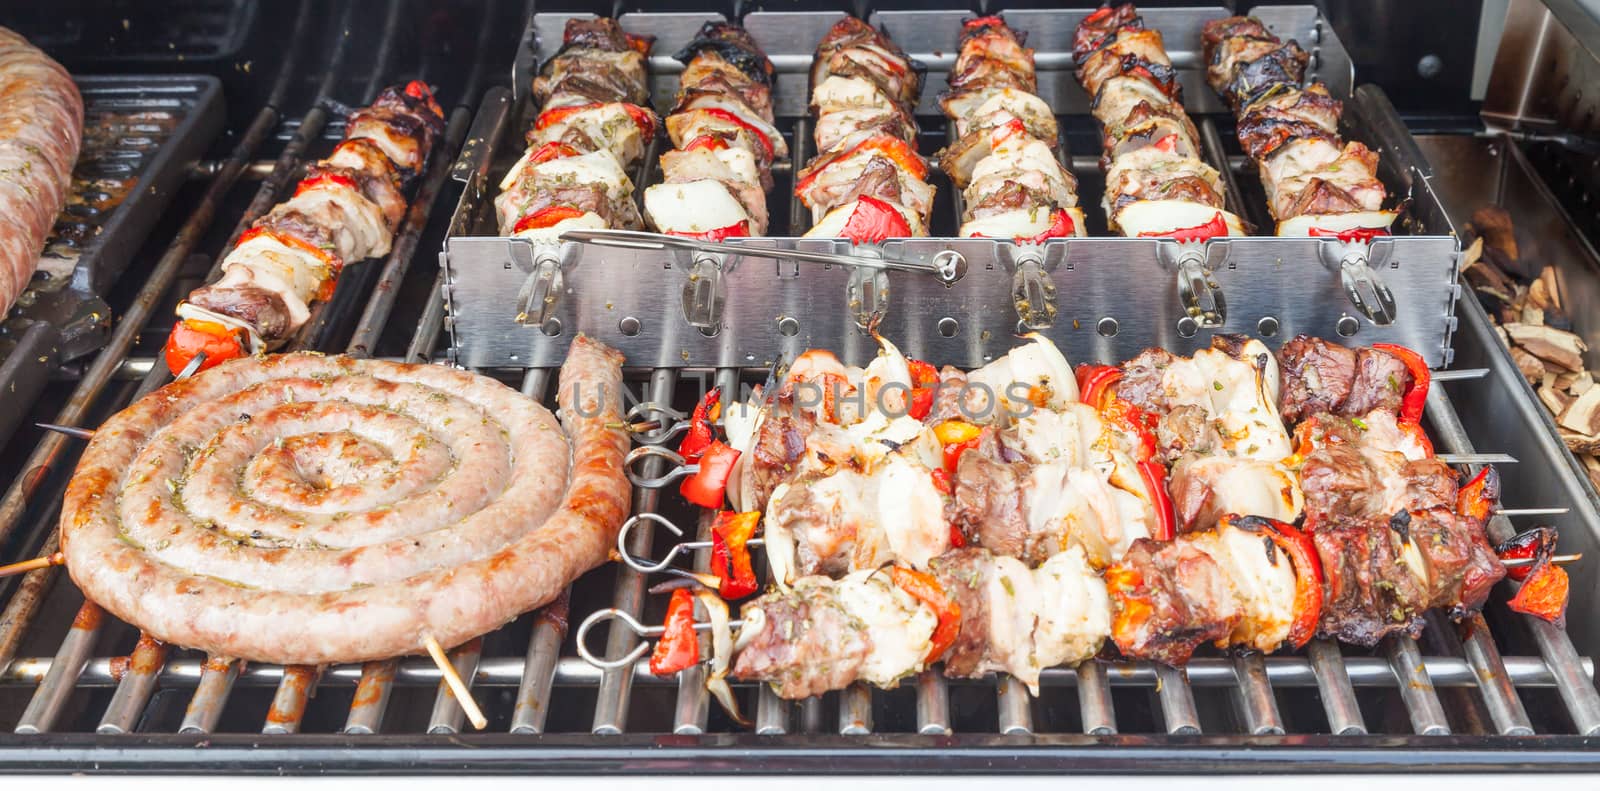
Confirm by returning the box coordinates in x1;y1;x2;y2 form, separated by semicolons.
0;1;1599;775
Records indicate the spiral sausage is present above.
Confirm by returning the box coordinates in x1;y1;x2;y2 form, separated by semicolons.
61;336;629;664
0;28;83;314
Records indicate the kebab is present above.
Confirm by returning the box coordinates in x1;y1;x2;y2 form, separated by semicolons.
796;17;934;242
495;18;658;240
163;82;445;375
644;21;780;239
1201;17;1396;238
1275;336;1570;639
1072;4;1246;240
936;16;1084;241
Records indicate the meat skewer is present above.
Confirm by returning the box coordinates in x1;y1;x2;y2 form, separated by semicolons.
1201;17;1396;238
1072;4;1245;240
797;17;934;242
936;16;1085;241
496;18;658;239
162;81;445;375
645;22;778;239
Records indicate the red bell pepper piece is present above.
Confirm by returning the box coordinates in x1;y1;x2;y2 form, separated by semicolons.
1371;343;1431;426
693;107;773;160
294;172;359;198
1075;364;1122;412
524;141;582;168
930;467;953;495
680;439;740;509
667;220;751;242
1457;467;1500;522
1137;459;1176;542
1151;133;1179;154
908;387;935;421
837;195;912;244
942;437;980;475
1509;562;1570;626
890;566;962;666
1233;515;1323;649
1496;525;1557;582
648;588;700;675
683;134;730;152
908;359;939;388
709;511;761;599
512;205;589;234
678;387;722;463
1104;564;1157;657
403;80;444;119
1499;524;1570;626
1137;211;1230;243
163;319;247;376
1309;226;1390;244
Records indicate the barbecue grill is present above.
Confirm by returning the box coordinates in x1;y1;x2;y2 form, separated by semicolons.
4;0;1600;775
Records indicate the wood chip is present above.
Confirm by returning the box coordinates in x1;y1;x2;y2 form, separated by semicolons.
1559;386;1600;435
1540;385;1573;416
1527;278;1551;312
1557;370;1594;395
1541;266;1563;313
1505;322;1588;372
1471;206;1519;260
1512;346;1548;384
1520;305;1545;326
1565;433;1600;454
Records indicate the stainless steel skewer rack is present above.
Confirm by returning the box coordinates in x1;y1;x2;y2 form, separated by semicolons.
441;6;1463;371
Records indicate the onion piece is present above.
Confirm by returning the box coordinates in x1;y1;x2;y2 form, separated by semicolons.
696;589;749;726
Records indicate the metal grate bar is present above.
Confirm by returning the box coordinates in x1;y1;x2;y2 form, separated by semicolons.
838;684;873;734
1076;662;1117;735
1456;615;1535;735
1198;117;1249;223
14;603;103;734
262;665;319;735
591;368;680;734
1231;653;1284;735
1156;664;1201;734
342;659;398;734
996;676;1033;735
10;652;1589;690
1384;635;1451;735
426;637;483;734
96;634;168;734
915;671;951;735
510;367;564;735
179;659;242;733
1307;638;1367;735
1422;384;1600;734
789;117;812;234
755;686;789;735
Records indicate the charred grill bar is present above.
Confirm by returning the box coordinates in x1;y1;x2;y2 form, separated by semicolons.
0;0;1599;776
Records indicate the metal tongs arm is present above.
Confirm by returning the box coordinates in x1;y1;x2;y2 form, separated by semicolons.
561;228;967;284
